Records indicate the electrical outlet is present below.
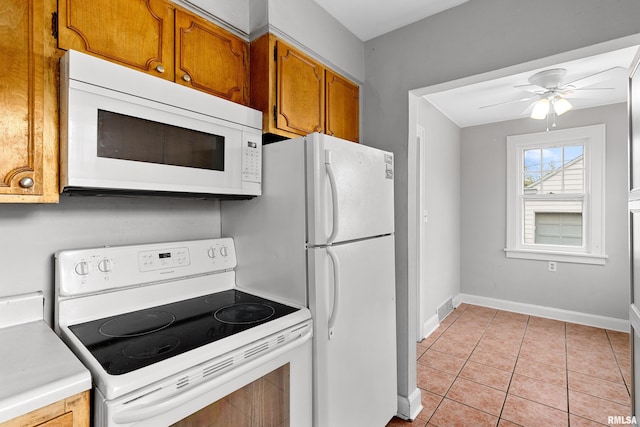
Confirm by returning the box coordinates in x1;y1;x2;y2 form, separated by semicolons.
548;261;557;272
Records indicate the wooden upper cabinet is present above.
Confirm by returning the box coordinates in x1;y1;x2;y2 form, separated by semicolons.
251;34;324;138
175;11;248;104
326;70;359;143
275;39;324;136
58;0;175;80
0;0;59;202
251;33;359;142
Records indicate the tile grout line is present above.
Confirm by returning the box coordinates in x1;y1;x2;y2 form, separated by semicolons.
495;312;530;427
564;320;571;427
416;306;630;427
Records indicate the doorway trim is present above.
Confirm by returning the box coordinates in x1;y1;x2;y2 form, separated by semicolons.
407;33;640;343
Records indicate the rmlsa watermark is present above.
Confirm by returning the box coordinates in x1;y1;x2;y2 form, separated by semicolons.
608;415;638;425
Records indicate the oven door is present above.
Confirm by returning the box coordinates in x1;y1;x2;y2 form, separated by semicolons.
96;322;312;427
61;79;261;197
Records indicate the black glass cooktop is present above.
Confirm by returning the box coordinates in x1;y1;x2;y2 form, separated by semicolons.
69;290;299;375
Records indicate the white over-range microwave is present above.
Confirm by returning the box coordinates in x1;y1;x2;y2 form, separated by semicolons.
59;50;262;198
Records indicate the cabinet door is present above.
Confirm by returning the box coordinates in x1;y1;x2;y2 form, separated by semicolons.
58;0;175;81
0;0;57;202
175;11;248;105
276;40;324;136
0;391;89;427
37;412;73;427
325;70;359;143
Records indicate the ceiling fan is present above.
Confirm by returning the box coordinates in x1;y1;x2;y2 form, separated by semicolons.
481;66;621;129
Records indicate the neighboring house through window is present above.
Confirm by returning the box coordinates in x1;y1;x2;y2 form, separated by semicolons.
505;124;607;265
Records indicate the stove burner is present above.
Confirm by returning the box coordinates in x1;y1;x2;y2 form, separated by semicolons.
122;335;181;359
214;303;275;325
99;311;176;338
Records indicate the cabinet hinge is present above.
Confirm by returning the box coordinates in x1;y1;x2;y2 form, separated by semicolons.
51;12;58;39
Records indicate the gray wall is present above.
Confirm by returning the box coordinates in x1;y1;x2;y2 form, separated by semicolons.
263;0;364;82
417;98;461;331
364;0;640;411
0;197;220;324
0;0;363;328
461;102;630;319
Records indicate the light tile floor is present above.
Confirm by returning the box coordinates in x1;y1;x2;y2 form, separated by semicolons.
386;304;631;427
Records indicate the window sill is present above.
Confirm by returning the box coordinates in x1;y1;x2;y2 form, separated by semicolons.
504;248;608;265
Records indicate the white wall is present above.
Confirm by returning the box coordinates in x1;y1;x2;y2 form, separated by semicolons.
460;103;630;320
170;0;365;82
0;197;221;324
256;0;364;82
417;98;461;336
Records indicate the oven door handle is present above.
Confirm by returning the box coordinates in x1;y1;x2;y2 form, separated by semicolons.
112;325;312;425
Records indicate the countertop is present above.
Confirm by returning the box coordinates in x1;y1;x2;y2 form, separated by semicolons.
0;293;91;423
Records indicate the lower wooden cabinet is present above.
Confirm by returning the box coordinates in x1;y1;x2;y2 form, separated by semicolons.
0;0;60;202
0;391;90;427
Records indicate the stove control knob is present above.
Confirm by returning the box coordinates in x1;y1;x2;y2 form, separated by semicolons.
207;247;216;259
97;258;112;273
74;261;89;276
220;246;228;258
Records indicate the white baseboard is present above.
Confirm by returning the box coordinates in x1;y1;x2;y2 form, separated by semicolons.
457;293;629;332
396;388;423;421
421;313;440;340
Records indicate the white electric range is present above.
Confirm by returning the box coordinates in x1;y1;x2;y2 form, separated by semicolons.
54;237;312;427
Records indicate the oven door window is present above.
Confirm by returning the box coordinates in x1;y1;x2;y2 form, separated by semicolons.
97;110;225;171
170;364;290;427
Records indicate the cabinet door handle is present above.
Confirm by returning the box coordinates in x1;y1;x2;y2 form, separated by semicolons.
155;64;165;74
182;73;191;82
19;177;34;189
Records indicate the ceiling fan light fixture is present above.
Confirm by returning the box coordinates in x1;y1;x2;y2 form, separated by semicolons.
530;98;550;120
553;97;573;116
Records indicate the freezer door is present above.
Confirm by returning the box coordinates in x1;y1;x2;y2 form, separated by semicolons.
308;235;397;426
306;133;394;246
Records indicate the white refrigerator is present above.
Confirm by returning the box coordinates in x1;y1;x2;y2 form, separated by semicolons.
222;132;398;427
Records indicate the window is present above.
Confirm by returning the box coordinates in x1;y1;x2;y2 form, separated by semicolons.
505;124;607;265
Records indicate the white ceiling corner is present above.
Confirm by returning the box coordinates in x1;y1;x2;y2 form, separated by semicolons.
312;0;470;41
425;46;639;128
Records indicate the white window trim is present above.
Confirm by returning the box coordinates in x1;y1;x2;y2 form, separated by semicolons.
504;124;607;265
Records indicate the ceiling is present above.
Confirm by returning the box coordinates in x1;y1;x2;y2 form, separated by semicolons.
425;46;638;128
312;0;469;41
311;1;638;128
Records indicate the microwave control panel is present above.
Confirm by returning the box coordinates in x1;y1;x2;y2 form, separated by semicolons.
242;137;262;183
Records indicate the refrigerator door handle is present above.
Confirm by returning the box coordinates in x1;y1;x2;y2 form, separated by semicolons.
325;150;340;244
327;246;341;340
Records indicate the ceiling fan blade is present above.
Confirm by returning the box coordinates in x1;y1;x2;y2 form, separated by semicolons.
561;66;624;88
512;83;544;93
569;87;615;90
479;96;537;109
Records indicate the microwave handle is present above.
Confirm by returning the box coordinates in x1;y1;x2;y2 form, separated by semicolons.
112;326;312;424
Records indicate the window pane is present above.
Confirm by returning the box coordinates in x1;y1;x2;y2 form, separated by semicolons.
542;147;562;171
522;144;584;195
534;212;583;246
523;199;583;246
523;149;541;190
